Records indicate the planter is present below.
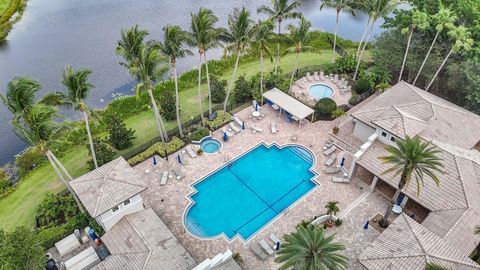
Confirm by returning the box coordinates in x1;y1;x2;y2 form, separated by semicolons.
332;127;339;134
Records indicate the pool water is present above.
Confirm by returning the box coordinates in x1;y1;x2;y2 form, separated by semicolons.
309;84;334;99
200;138;222;153
185;144;316;240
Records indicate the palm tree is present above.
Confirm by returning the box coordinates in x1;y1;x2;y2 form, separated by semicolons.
274;223;348;269
257;0;301;74
0;77;41;123
320;0;357;63
251;20;275;104
60;66;98;168
157;25;192;138
286;17;313;93
325;201;340;222
425;25;473;91
378;136;444;228
413;5;456;85
474;225;480;260
220;7;254;120
425;264;449;270
187;8;221;121
398;10;430;83
354;0;399;80
116;26;169;145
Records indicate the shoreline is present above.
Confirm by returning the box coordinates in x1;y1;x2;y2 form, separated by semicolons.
0;0;28;43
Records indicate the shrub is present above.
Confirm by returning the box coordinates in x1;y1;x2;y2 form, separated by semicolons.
0;169;12;199
348;92;360;106
190;127;210;142
210;76;227;103
101;95;148;120
265;69;289;91
15;146;47;177
107;116;136;150
0;227;46;270
158;89;177;120
335;219;343;227
314;98;337;118
205;110;232;130
233;76;252;103
127;137;185;165
36;193;79;228
354;77;372;94
87;140;116;170
334;56;357;74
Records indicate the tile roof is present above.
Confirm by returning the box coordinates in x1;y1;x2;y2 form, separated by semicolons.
92;208;197;270
69;157;147;217
358;214;480;270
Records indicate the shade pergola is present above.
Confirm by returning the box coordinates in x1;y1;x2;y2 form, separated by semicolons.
262;88;315;125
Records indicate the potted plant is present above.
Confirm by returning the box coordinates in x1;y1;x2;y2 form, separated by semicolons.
325;201;340;228
331;109;346;135
197;149;203;156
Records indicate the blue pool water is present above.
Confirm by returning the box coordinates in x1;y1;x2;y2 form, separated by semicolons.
309;84;334;99
185;144;316;240
200;138;222;154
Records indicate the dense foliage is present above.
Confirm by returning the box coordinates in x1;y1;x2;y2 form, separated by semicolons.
87;140;116;170
107;116;136;150
210;76;227;103
0;227;46;270
158;89;177;120
314;98;337;118
127;137;185;165
190;127;210;142
233;76;253;103
354;77;372;94
205;110;232;130
15;146;46;177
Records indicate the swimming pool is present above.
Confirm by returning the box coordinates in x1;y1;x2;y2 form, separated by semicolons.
309;84;334;99
185;143;317;241
200;137;222;154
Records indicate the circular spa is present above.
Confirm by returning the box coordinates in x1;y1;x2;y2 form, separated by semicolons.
308;84;334;99
200;137;222;154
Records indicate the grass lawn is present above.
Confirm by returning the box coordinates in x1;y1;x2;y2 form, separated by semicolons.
0;50;337;230
0;0;11;15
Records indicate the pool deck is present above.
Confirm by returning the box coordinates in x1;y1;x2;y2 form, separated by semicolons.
134;105;389;269
291;76;352;106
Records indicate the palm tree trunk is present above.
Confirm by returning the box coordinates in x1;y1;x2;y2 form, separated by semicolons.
197;54;205;126
147;88;167;144
204;51;212;115
413;30;440;85
398;30;414;83
275;20;281;74
260;49;264;104
426;48;453;92
46;150;85;213
379;187;402;227
223;51;241;120
354;21;375;80
83;110;97;168
289;51;300;94
356;17;371;60
332;11;340;63
173;65;184;138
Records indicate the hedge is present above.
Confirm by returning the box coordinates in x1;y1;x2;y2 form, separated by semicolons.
127;137;185;166
205;110;232;130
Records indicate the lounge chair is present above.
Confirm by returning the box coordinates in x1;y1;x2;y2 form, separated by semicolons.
186;145;197;158
313;71;320;81
222;127;234;138
306;72;314;82
323;140;334;150
251;124;263;133
332;176;350;183
323;146;337;156
320;71;325;80
269;233;282;245
324;155;336;166
271;122;278;134
229;122;241;133
259;239;274;255
340;85;351;94
250;244;268;260
160;171;169;185
324;166;341;174
172;166;185;180
333;74;339;84
233;115;244;127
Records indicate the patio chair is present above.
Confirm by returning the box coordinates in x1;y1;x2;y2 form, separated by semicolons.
320;71;325;80
172;166;185;180
160;171;169;185
323;146;337;156
306;72;314;82
252;100;258;109
323;140;334;150
251;124;263;133
340;85;351;95
324;166;341;174
186;145;197;158
269;233;282;245
271;122;278;134
229;122;241;133
332;176;350;183
324;155;336;166
222;127;234;138
233;115;244;127
250;244;268;260
259;239;275;255
313;71;320;81
333;74;339;84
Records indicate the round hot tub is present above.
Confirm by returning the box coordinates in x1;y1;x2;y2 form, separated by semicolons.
200;137;222;154
309;84;334;99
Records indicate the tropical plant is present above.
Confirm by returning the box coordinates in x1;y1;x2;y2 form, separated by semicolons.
233;75;252;103
274;223;348;269
187;8;222;122
320;0;357;62
354;77;372;94
315;98;337;118
158;89;177;120
257;0;301;73
325;201;340;224
378;136;444;228
398;10;430;83
425;25;474;91
286;17;313;93
413;5;457;85
116;25;169;146
0;227;46;270
251;20;275;103
157;25;193;138
375;82;391;94
87;140;115;170
220;7;254;120
210;76;227;103
106;115;136;150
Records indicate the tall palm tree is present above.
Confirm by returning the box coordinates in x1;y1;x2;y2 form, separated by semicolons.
116;26;169;145
220;7;254;120
354;0;399;80
378;136;444;228
413;5;456;85
286;17;313;93
60;66;98;168
157;25;192;138
187;8;222;121
251;20;275;104
275;223;348;269
398;10;430;83
0;77;41;123
257;0;301;74
425;25;473;91
320;0;357;63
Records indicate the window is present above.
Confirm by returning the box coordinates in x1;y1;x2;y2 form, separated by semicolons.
381;131;387;137
112;205;119;213
390;136;396;142
123;199;131;206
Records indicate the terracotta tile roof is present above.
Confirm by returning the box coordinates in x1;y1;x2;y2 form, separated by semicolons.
358;214;480;270
69;157;147;217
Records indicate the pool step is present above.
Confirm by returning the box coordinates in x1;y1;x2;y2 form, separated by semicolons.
186;217;208;237
290;147;313;164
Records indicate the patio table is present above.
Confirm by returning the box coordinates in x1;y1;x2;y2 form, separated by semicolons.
392;204;403;214
252;111;261;117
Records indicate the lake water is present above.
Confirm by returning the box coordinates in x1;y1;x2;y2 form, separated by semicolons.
0;0;386;165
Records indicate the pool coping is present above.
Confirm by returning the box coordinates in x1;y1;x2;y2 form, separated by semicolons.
194;135;224;155
308;83;336;99
182;140;320;244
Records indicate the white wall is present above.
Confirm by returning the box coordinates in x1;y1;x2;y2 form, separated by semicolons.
96;194;144;231
353;120;376;142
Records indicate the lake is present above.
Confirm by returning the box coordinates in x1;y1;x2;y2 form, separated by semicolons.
0;0;387;165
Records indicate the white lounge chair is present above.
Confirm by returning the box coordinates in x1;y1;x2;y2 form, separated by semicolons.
320;71;325;80
333;74;339;84
269;233;282;245
332;176;350;183
340;85;351;94
259;239;274;255
233;115;244;127
323;140;334;150
271;122;278;134
313;71;320;81
324;155;336;166
186;145;197;158
229;122;241;133
251;124;263;133
324;166;341;174
172;166;185;180
306;72;314;82
222;127;234;138
160;171;169;185
323;146;337;156
250;244;268;260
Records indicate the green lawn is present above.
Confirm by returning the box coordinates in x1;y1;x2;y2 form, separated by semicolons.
0;0;11;15
0;51;336;231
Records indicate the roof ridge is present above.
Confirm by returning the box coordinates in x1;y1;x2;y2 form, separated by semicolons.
428;254;480;268
444;204;470;240
93;158;122;216
359;254;426;261
395;100;436;121
393;106;427;124
401;81;431;104
124;214;152;270
402;214;429;256
453;156;471;209
106;177;147;189
352;107;392;116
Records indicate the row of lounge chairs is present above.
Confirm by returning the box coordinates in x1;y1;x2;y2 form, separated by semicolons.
300;72;352;95
250;233;282;260
160;166;185;185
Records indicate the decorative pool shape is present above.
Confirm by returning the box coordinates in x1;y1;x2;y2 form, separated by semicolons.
185;143;317;240
309;84;334;99
200;137;222;154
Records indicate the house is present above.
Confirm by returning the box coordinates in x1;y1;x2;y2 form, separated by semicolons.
345;81;480;264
